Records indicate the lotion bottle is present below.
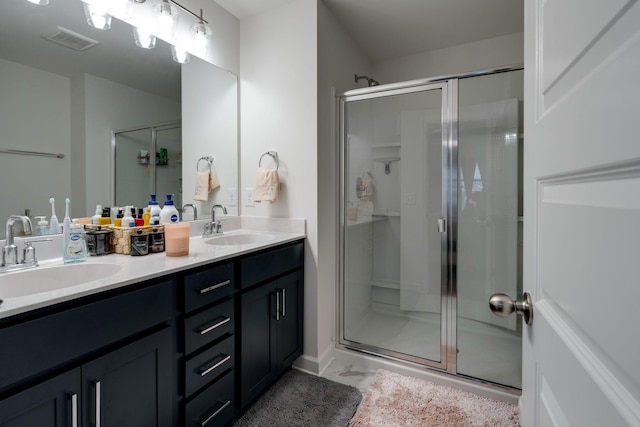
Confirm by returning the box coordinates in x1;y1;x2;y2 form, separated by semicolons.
148;194;161;225
63;219;87;263
159;194;179;224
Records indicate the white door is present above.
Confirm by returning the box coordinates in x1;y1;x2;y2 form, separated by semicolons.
520;0;640;425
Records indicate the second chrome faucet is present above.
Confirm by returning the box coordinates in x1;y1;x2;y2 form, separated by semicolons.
203;205;227;237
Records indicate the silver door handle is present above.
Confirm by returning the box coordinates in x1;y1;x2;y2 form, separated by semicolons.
198;317;231;335
281;288;286;318
199;279;231;294
489;292;533;325
69;393;78;427
275;290;280;321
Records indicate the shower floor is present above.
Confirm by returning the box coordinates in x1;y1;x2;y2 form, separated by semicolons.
344;305;522;389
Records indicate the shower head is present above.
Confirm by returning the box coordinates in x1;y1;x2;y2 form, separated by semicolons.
354;74;380;87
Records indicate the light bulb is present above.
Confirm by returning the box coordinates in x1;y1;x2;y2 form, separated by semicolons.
133;27;156;49
191;21;211;55
155;0;178;40
171;45;190;64
82;1;112;30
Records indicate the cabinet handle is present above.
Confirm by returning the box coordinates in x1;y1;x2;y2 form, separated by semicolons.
198;279;231;294
198;400;231;426
198;317;231;335
95;381;101;427
282;288;286;318
198;354;231;377
69;393;78;427
275;290;280;321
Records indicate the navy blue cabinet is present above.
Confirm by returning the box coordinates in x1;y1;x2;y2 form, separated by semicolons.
239;242;304;408
0;280;175;427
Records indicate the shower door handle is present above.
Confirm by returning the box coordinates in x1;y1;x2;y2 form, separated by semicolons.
437;218;446;233
489;292;533;325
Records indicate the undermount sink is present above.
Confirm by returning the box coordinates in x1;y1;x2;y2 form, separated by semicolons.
0;262;123;299
205;232;276;246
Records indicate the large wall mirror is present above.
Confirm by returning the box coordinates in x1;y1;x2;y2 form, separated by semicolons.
0;0;238;239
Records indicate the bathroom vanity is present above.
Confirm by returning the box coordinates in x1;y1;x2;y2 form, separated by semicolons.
0;222;305;427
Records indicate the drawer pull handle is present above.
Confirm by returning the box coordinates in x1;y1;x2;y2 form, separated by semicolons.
95;381;101;427
198;279;231;294
198;354;231;377
198;317;231;335
69;393;78;427
199;400;231;426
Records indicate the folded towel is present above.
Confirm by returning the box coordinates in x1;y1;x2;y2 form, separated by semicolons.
209;169;220;192
193;171;210;201
254;167;280;203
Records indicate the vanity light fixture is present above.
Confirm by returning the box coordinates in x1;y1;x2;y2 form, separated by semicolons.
171;45;190;64
26;0;49;5
190;9;211;56
155;0;179;41
133;26;156;49
82;0;112;30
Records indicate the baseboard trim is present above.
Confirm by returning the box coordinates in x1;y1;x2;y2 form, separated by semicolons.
293;344;335;376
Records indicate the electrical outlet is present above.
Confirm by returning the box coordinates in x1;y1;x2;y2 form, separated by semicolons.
245;188;255;207
228;188;237;206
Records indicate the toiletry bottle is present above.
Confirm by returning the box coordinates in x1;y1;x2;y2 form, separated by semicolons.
160;194;179;224
122;206;135;227
63;219;87;263
135;208;144;226
142;207;151;226
34;216;48;236
148;194;161;225
98;207;111;225
114;208;123;227
91;205;102;225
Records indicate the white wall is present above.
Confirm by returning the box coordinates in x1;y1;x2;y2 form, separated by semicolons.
373;32;524;84
316;0;372;371
239;0;319;362
0;58;71;231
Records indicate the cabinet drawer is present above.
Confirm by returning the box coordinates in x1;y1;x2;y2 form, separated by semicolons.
184;262;234;313
184;299;234;355
185;335;234;397
240;241;304;289
185;370;234;427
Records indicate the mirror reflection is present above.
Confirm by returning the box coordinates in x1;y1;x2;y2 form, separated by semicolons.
0;0;238;239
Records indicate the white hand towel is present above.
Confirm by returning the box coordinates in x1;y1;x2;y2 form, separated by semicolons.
254;167;280;203
209;169;220;192
193;171;210;201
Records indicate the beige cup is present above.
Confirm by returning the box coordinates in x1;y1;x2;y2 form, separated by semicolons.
347;206;358;221
164;223;190;257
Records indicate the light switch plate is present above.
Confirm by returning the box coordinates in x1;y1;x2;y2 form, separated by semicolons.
245;188;255;207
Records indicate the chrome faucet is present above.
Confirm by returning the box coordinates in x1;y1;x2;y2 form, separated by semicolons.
182;204;198;220
203;205;227;237
2;215;34;270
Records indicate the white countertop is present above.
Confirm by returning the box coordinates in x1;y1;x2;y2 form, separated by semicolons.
0;217;306;320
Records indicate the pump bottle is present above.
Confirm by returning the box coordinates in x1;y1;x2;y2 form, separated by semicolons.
160;194;179;224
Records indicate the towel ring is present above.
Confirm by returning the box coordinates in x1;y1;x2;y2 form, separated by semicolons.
259;151;279;170
197;156;214;172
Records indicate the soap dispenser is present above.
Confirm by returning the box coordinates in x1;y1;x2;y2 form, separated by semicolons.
63;219;87;263
159;194;179;224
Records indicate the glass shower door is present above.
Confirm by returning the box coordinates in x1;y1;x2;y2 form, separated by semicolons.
456;70;523;388
340;83;448;367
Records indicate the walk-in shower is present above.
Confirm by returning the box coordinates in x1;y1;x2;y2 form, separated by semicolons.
338;68;523;389
113;121;182;210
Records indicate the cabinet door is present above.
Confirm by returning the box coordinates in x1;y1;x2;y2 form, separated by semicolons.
0;369;80;427
275;270;304;371
240;283;277;407
82;328;172;427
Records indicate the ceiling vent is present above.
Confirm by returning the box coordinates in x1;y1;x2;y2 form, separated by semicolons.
43;27;100;51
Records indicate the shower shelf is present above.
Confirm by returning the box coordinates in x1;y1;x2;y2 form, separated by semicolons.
371;280;400;290
372;142;400;148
